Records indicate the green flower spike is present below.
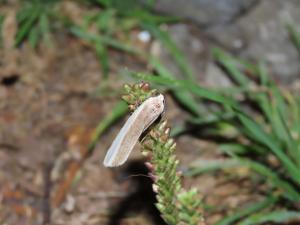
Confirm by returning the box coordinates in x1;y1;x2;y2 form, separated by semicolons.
122;82;205;225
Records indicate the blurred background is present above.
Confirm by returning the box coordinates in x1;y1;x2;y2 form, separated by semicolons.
1;0;300;224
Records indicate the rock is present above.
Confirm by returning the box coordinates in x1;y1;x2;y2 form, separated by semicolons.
207;0;300;83
147;0;259;26
150;23;209;81
143;0;300;83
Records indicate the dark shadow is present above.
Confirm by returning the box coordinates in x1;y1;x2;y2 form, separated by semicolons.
107;160;167;225
1;74;19;87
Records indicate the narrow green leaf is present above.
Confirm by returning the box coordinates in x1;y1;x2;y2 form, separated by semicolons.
237;158;300;201
219;143;267;155
95;43;110;79
188;112;235;126
0;15;5;47
185;159;241;176
149;57;201;116
144;23;195;81
236;112;300;185
214;196;277;225
15;5;40;46
96;9;115;33
28;25;39;48
126;9;178;25
134;73;239;108
237;210;300;225
213;48;250;87
70;26;140;55
39;13;51;45
257;61;269;86
287;23;300;54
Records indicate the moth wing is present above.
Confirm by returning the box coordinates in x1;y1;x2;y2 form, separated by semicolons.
103;94;164;167
103;103;148;167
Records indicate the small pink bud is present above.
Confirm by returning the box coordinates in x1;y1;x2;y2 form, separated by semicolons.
145;162;154;170
140;82;150;91
148;173;158;182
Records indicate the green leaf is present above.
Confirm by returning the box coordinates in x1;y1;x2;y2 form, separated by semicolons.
188;112;235;126
185;159;242;176
0;15;5;47
213;48;250;87
237;210;300;225
70;26;140;55
96;9;115;33
15;5;40;46
95;43;110;79
149;57;201;116
236;158;300;201
257;61;269;86
214;196;277;225
28;25;39;48
219;143;266;155
236;112;300;185
287;23;300;54
39;12;51;45
144;23;195;81
134;73;238;107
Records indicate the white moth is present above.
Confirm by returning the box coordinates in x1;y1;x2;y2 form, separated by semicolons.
103;94;165;167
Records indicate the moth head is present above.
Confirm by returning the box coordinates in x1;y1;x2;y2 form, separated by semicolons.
152;94;165;113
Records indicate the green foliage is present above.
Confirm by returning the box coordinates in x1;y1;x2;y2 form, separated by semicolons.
287;23;300;54
71;0;176;79
131;48;300;224
214;196;277;225
70;24;139;78
148;57;201;116
237;210;300;225
15;0;59;47
144;23;195;81
121;82;205;225
0;14;4;47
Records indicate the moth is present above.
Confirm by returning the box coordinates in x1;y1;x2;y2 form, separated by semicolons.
103;94;165;167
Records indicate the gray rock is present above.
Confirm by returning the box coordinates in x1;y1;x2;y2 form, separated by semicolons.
207;0;300;83
149;0;300;83
151;23;209;81
148;0;259;26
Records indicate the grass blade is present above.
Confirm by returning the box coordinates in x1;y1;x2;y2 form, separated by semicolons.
149;57;201;116
95;42;110;79
287;23;300;54
39;12;51;45
257;61;269;86
70;26;140;55
214;196;277;225
237;210;300;225
185;159;241;176
28;25;39;48
236;158;300;201
134;73;239;107
144;22;195;81
219;143;266;155
0;15;4;47
213;48;250;87
15;5;40;46
236;112;300;185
